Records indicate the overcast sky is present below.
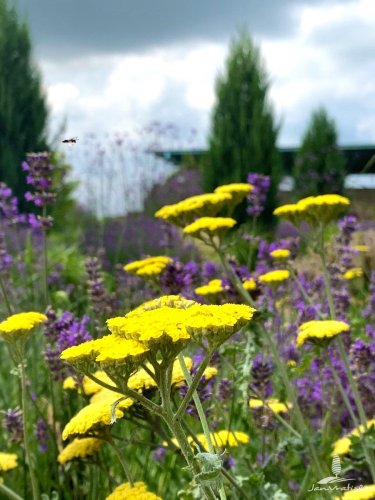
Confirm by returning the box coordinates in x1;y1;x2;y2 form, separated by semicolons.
12;0;375;150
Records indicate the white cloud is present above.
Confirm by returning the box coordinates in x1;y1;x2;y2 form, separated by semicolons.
42;0;375;151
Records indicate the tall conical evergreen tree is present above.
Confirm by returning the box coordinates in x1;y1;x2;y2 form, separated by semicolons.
0;0;49;209
293;107;346;199
204;31;281;219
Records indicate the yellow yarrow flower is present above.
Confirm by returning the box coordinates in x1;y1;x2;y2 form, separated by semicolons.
106;481;162;500
274;195;350;226
130;295;197;314
195;279;224;296
258;270;290;286
354;244;369;253
185;303;255;345
242;278;256;291
63;371;114;396
62;402;124;440
340;485;375;500
214;183;253;205
155;192;232;226
169;430;249;450
297;194;350;225
113;307;190;345
270;249;291;260
58;438;102;465
95;339;149;364
0;452;18;473
332;419;375;456
273;203;305;226
249;398;291;414
0;312;47;344
90;390;134;410
124;256;171;278
214;183;253;196
296;320;350;347
61;336;148;371
183;217;237;238
343;267;363;280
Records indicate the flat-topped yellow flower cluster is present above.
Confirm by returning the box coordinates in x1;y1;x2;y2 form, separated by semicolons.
0;452;18;473
274;194;350;226
183;216;237;238
123;256;172;278
0;311;47;344
332;419;375;456
167;430;249;451
195;279;224;296
106;481;162;500
296;320;350;347
155;192;232;226
154;183;253;241
258;269;290;286
339;484;375;500
58;437;102;465
249;398;292;414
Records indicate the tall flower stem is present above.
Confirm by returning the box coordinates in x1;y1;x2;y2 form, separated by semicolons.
106;436;134;486
0;272;13;315
157;365;217;500
318;226;375;479
41;208;49;306
0;483;23;500
212;241;329;482
178;354;228;500
325;354;375;482
20;360;39;500
175;349;215;422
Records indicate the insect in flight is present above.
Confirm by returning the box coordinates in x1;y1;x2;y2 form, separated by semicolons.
62;137;78;144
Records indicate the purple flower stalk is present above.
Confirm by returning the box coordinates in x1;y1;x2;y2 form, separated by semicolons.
34;418;49;452
246;172;270;217
22;152;55;229
2;407;23;443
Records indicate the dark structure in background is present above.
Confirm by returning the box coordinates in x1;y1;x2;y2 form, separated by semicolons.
154;145;375;175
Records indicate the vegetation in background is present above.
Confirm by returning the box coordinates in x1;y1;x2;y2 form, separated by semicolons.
293;107;347;199
0;0;49;210
204;30;281;220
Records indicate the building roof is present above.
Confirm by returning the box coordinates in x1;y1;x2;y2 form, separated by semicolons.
153;145;375;174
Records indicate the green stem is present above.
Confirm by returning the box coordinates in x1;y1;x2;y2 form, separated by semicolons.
158;365;217;500
83;371;163;416
0;483;24;500
213;241;328;482
318;228;375;480
41;206;49;306
0;272;13;315
288;266;324;319
175;349;214;423
211;238;255;307
181;419;251;500
177;354;215;455
107;436;134;485
20;361;39;500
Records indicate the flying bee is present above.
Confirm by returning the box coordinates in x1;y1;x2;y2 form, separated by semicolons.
62;137;78;144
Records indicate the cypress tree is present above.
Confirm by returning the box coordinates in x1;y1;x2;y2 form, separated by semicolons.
293;107;346;199
0;0;49;209
204;31;281;219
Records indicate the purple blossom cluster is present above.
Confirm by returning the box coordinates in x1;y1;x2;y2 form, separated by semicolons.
246;172;271;217
43;308;91;381
22;152;55;229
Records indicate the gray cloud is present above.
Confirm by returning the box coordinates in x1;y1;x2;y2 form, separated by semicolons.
14;0;344;60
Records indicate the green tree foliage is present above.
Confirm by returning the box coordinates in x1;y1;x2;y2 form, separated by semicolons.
0;0;49;209
293;108;346;199
204;31;281;218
